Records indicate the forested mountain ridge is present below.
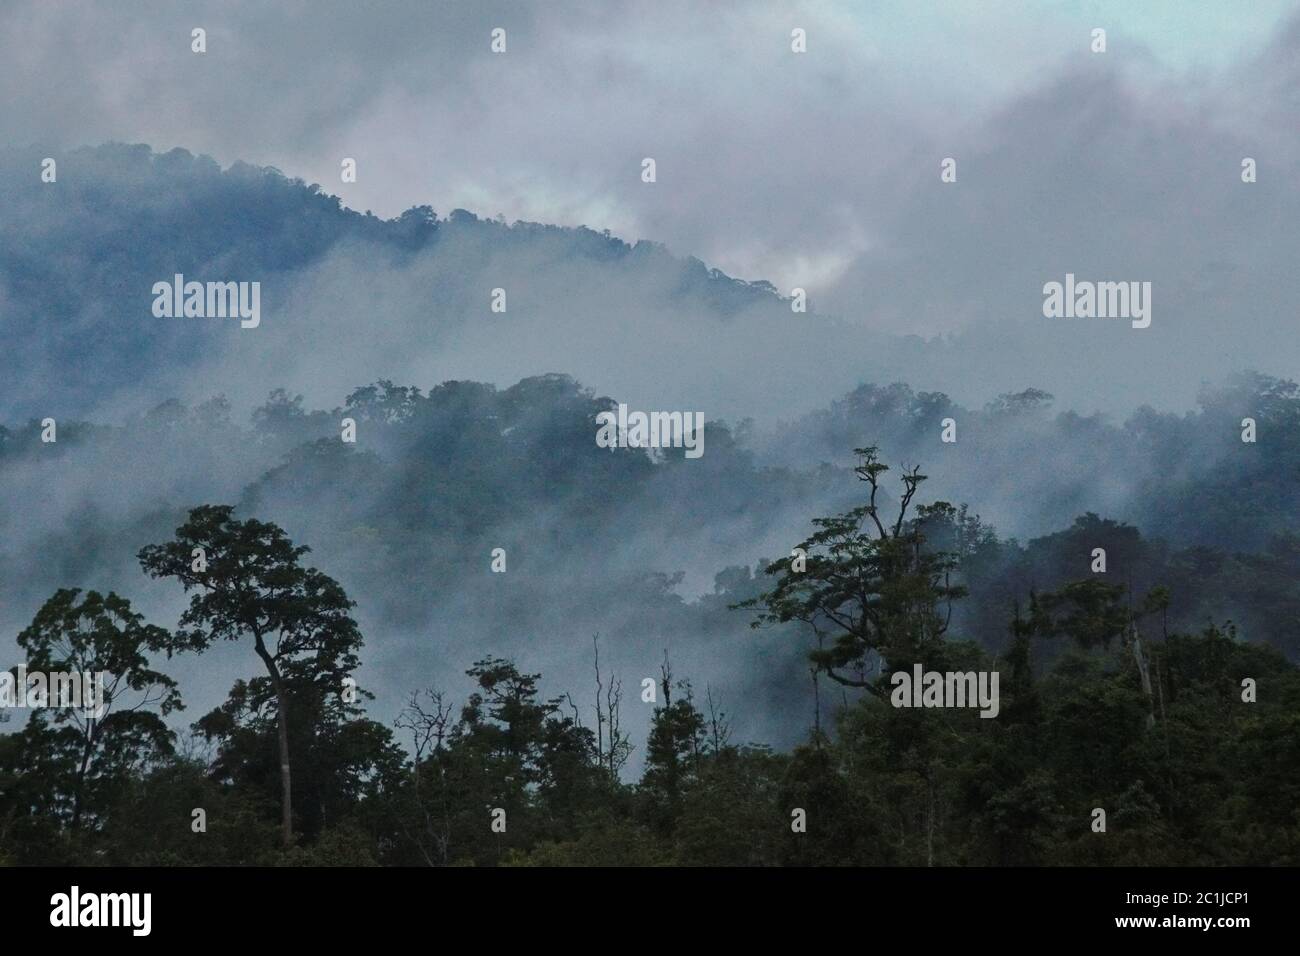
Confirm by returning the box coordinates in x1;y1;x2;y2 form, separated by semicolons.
2;145;1297;867
0;144;792;422
2;433;1295;867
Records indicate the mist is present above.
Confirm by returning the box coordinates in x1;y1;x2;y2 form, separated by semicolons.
4;4;1300;772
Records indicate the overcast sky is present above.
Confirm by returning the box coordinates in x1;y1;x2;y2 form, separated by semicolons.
3;0;1295;316
4;1;1300;417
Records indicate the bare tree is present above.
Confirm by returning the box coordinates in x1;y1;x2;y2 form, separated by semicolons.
591;635;633;777
395;688;455;866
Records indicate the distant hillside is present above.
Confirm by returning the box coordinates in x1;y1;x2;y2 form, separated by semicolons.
0;144;797;421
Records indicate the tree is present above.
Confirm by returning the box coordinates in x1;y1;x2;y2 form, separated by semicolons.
590;635;632;778
394;688;458;865
458;657;602;831
192;674;402;848
138;504;363;847
7;589;181;836
737;446;967;694
985;388;1054;416
639;655;707;832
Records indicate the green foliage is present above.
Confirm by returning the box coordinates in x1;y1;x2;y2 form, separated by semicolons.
137;504;364;696
138;504;371;847
737;446;967;693
4;439;1299;866
0;589;181;846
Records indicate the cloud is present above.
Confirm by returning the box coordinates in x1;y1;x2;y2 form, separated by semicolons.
7;1;1291;322
5;2;1300;422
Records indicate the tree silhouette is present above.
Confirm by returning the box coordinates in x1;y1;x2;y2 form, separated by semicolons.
11;588;181;832
737;446;967;693
138;504;363;847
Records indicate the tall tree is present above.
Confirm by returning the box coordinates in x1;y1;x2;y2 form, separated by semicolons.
640;656;707;833
737;446;967;693
138;504;363;847
8;589;181;834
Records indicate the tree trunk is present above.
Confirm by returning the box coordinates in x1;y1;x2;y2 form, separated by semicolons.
1131;627;1156;730
275;685;293;848
70;717;96;830
253;632;293;848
